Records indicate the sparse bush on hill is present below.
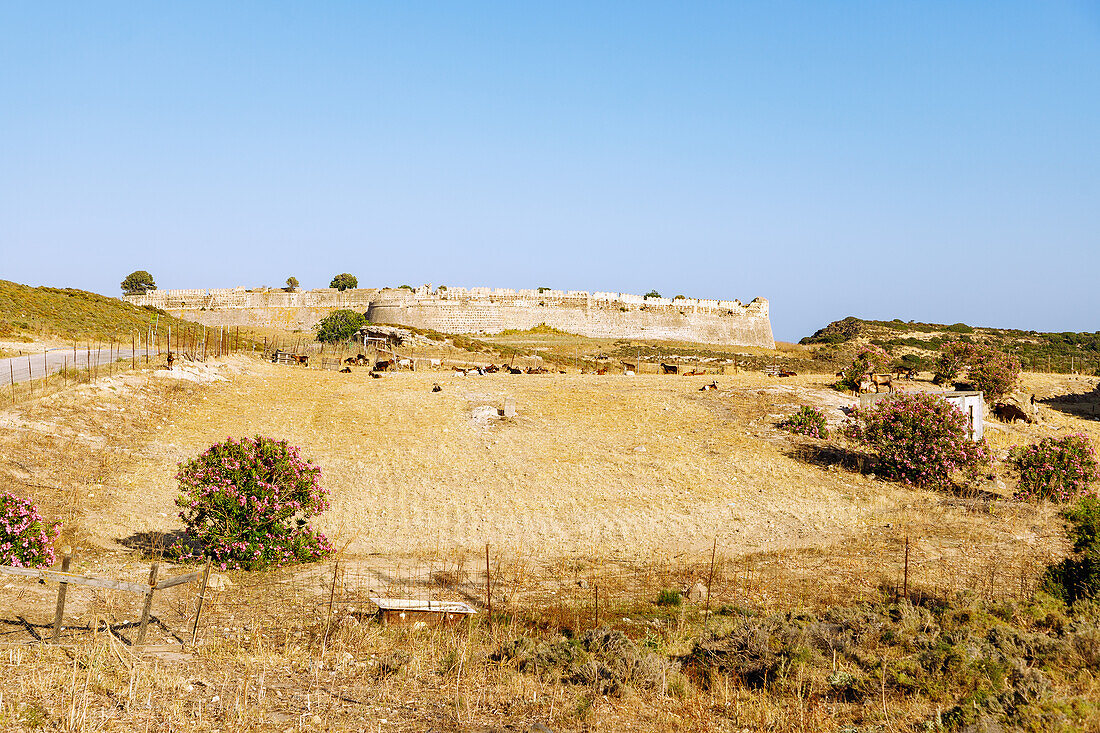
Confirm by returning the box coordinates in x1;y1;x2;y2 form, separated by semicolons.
778;406;828;438
0;491;60;568
170;436;333;570
121;270;156;296
329;273;358;291
800;315;864;345
845;392;988;488
1012;434;1097;504
315;309;365;344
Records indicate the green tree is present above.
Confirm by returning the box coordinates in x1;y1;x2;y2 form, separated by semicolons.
315;309;365;344
121;270;157;295
285;276;299;291
644;290;661;299
329;273;358;291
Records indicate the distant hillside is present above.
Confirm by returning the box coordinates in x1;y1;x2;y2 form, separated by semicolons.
0;280;196;342
801;316;1100;374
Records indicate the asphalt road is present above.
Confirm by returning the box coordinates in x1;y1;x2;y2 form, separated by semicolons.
1;347;158;384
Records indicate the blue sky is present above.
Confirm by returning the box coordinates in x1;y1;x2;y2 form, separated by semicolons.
2;2;1098;341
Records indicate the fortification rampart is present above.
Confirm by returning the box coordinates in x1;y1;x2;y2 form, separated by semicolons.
124;286;774;347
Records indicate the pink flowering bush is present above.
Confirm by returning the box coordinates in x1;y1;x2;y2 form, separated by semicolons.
836;344;892;391
170;436;333;570
933;342;1020;399
0;492;61;568
778;406;829;438
845;393;988;488
1011;434;1097;503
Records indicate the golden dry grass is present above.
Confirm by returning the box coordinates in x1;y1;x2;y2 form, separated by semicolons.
2;358;1099;730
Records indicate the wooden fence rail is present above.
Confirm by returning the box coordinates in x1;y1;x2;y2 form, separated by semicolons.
0;555;210;646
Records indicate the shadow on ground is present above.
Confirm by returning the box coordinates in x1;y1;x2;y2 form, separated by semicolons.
1039;390;1100;422
118;529;193;557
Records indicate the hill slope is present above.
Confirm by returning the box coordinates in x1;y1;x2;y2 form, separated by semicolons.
802;316;1100;373
0;280;195;342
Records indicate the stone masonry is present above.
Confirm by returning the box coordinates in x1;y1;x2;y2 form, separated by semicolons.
124;285;775;348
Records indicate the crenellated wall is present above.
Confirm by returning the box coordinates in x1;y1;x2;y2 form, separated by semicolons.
124;286;775;348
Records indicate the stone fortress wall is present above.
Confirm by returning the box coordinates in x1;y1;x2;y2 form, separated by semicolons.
124;285;775;348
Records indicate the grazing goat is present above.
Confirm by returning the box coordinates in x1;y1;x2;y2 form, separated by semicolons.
860;373;893;393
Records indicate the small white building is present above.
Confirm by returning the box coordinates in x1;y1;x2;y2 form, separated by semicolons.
859;390;984;441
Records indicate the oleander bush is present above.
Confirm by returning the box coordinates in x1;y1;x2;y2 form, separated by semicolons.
835;344;891;391
934;342;1020;399
0;491;60;568
170;436;333;570
1011;434;1097;503
778;406;829;438
845;393;988;488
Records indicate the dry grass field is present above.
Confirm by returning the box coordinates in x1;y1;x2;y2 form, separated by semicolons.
2;353;1099;731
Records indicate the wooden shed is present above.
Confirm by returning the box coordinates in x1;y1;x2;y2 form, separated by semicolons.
370;597;477;627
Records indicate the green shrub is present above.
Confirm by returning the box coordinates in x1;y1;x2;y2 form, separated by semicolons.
1043;497;1100;604
1012;434;1096;503
778;406;829;438
845;393;989;488
314;309;365;344
656;589;682;607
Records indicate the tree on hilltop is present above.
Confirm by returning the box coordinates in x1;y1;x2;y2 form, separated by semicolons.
285;276;299;291
644;290;661;299
121;270;157;296
329;273;358;291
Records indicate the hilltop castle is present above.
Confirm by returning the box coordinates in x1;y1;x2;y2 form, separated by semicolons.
124;285;775;348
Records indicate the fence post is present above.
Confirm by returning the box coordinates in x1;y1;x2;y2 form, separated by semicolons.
594;584;599;628
190;562;212;646
485;543;492;629
136;562;159;646
903;536;910;602
704;537;717;627
51;550;73;643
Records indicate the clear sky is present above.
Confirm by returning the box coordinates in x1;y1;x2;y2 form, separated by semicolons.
2;2;1098;341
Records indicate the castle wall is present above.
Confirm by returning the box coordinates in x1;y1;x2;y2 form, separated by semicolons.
125;287;774;348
